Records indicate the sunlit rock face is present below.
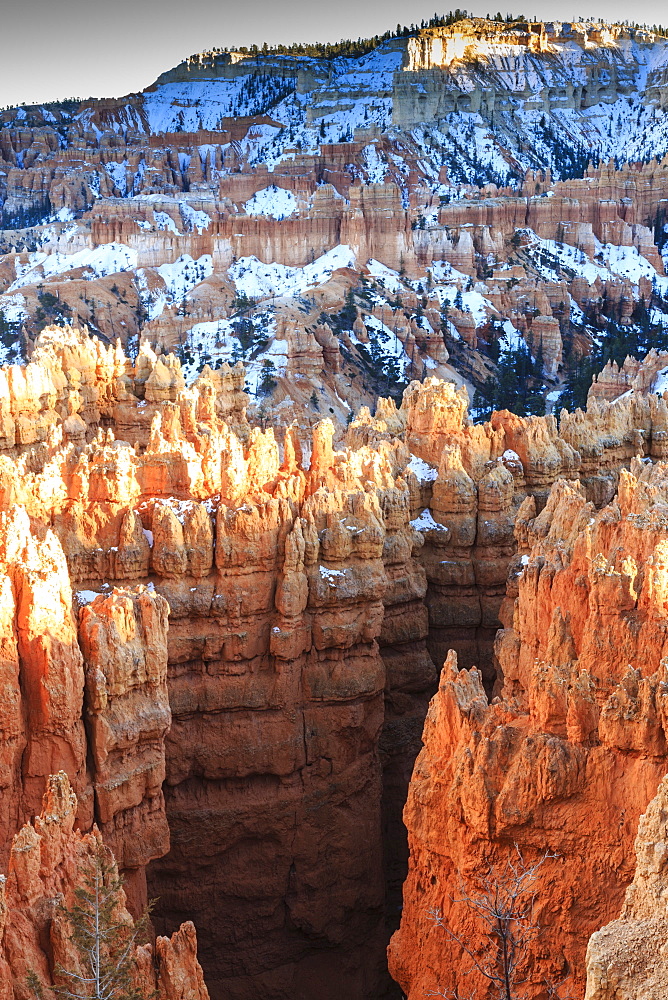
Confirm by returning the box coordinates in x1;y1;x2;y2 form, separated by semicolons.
394;19;668;126
585;774;668;1000
389;458;668;1000
0;496;171;912
0;327;435;998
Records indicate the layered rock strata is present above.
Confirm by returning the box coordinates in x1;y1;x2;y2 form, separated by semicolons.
589;348;668;403
0;498;171;917
6;326;668;998
3;127;668;432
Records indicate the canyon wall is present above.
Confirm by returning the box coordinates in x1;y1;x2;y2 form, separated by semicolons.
584;774;668;1000
0;327;437;999
389;451;668;998
0;494;171;913
395;20;668;126
3;151;668;433
5;325;668;998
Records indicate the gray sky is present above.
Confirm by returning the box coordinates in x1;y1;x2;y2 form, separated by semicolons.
3;0;668;108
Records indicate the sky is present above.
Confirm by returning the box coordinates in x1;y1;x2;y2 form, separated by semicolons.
3;0;668;109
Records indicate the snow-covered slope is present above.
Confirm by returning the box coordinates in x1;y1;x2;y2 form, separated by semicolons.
120;24;668;179
6;19;663;192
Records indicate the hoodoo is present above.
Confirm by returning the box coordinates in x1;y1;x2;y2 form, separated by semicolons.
4;11;668;1000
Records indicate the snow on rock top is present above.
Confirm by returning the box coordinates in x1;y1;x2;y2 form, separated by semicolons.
244;186;298;219
179;203;211;233
601;244;668;292
319;565;346;584
137;254;213;322
366;259;404;292
434;284;493;327
410;509;449;534
157;254;213;300
75;589;101;606
407;455;438;483
154;211;180;234
8;243;138;291
229;245;356;299
411;507;450;534
0;294;28;325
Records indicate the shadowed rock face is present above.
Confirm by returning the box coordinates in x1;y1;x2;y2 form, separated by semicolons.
4;326;668;998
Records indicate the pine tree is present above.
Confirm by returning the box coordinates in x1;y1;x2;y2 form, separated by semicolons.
559;354;595;411
28;840;152;1000
340;287;357;329
474;342;545;418
258;359;278;396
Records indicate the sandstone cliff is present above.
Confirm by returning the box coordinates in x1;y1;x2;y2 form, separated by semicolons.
5;326;668;999
389;456;668;999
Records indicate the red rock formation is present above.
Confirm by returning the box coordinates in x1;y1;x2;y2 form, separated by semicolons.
0;771;209;1000
0;505;89;857
5;22;668;1000
584;774;668;1000
0;329;439;998
389;458;668;999
78;587;172;913
7;327;668;1000
589;347;668;403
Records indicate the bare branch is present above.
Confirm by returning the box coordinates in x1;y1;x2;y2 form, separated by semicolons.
426;846;568;1000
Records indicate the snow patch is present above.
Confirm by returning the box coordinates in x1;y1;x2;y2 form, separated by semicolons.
499;321;526;353
179;202;211;233
105;161;128;196
229;245;356;299
75;590;100;606
8;243;138;291
361;144;387;184
410;509;448;533
244;185;298;219
408;455;438;483
154;211;180;234
319;565;345;584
